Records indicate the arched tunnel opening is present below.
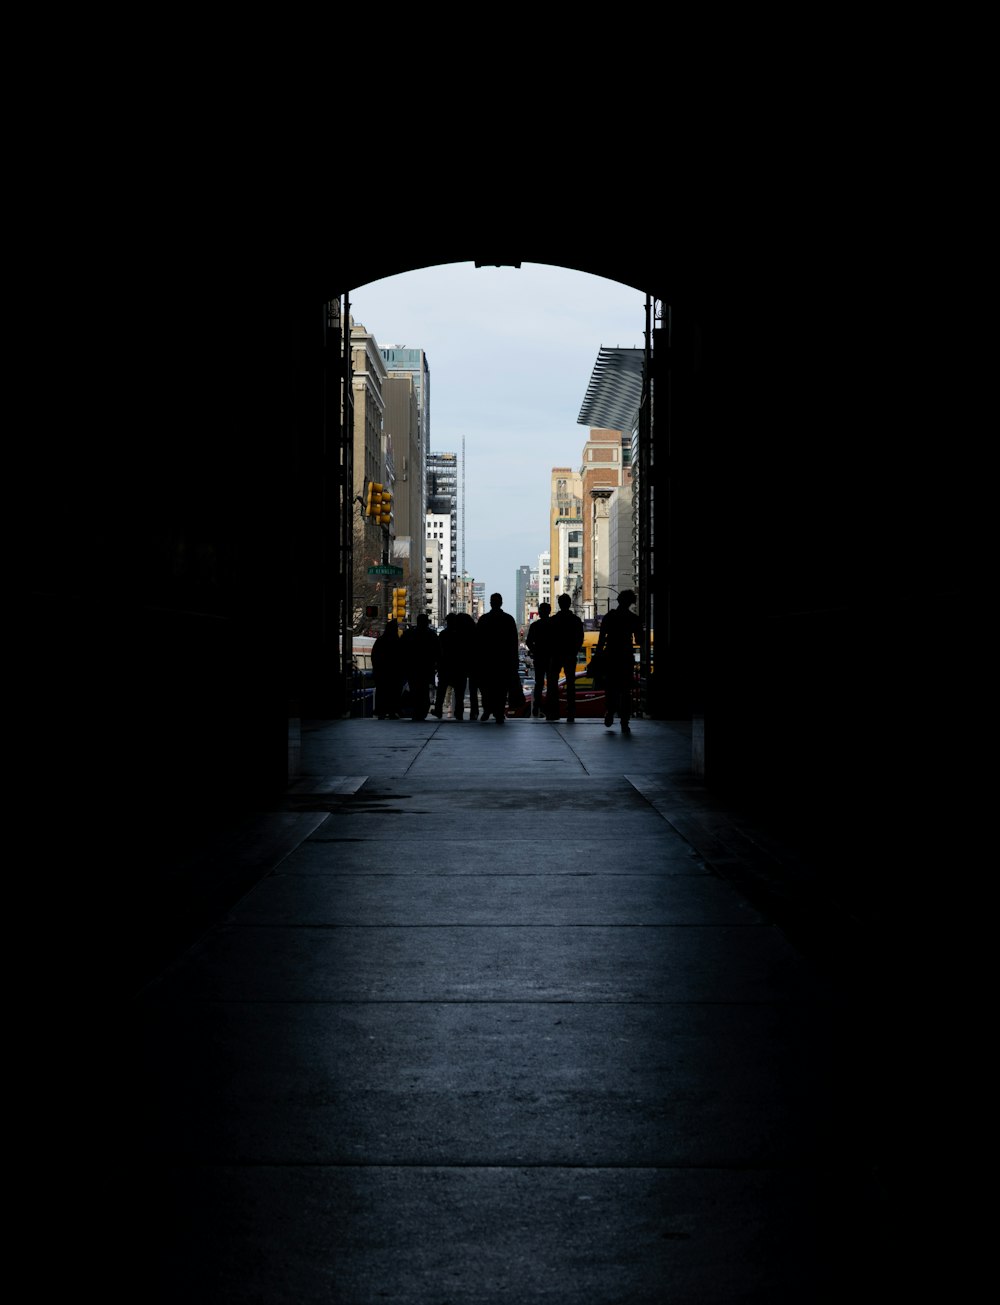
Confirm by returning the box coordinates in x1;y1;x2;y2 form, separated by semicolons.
111;243;889;881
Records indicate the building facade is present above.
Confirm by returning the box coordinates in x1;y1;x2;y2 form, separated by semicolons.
383;373;421;545
607;486;635;602
424;536;446;626
426;512;453;624
350;321;390;567
538;551;551;607
580;429;631;618
427;451;459;610
514;565;531;636
525;568;540;625
549;468;583;610
456;574;477;618
381;346;429;528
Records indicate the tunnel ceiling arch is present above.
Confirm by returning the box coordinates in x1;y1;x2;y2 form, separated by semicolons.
326;251;703;309
307;211;725;311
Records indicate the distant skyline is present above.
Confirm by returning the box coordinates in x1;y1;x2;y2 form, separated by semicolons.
348;262;647;606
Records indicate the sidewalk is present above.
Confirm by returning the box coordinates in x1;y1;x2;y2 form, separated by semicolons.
126;716;890;1303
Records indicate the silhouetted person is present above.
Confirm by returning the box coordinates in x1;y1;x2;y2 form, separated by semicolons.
371;619;404;719
597;588;642;734
402;613;439;721
526;602;553;718
546;594;585;722
448;611;481;719
476;593;519;725
431;612;471;720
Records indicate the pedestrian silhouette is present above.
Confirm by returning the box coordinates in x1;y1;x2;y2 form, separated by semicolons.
371;619;404;719
526;602;553;718
475;593;519;725
596;588;642;733
431;613;472;720
402;613;439;721
545;594;585;722
448;611;481;719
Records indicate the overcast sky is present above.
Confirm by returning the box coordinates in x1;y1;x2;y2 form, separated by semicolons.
348;262;647;605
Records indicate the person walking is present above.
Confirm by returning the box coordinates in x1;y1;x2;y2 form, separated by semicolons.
475;593;519;725
596;588;642;733
371;619;404;720
545;594;585;722
401;613;439;721
525;602;553;718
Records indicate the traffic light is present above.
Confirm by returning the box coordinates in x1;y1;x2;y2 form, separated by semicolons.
392;589;407;621
365;482;384;517
378;490;392;527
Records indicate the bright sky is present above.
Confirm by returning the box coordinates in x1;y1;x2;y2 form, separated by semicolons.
348;262;647;604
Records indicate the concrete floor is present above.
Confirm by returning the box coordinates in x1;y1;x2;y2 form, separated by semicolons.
122;716;899;1303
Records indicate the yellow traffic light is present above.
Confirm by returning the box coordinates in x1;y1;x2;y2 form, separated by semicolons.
379;491;392;526
392;588;406;621
365;482;384;517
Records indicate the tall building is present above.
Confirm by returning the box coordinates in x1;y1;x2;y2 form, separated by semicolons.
383;373;421;545
427;451;459;610
381;346;429;523
425;513;452;624
607;485;635;604
538;551;551;607
580;428;632;618
456;574;477;618
577;348;645;616
549;468;583;611
526;568;540;624
350;320;389;568
514;565;531;635
424;535;446;626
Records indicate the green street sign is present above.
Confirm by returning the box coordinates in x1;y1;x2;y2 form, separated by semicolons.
368;565;404;576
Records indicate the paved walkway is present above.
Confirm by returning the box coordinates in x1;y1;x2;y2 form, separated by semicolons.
125;716;891;1303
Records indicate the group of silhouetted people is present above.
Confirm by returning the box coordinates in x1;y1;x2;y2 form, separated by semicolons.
526;589;640;730
371;612;445;721
372;594;518;723
371;589;640;729
431;611;478;720
526;593;585;722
